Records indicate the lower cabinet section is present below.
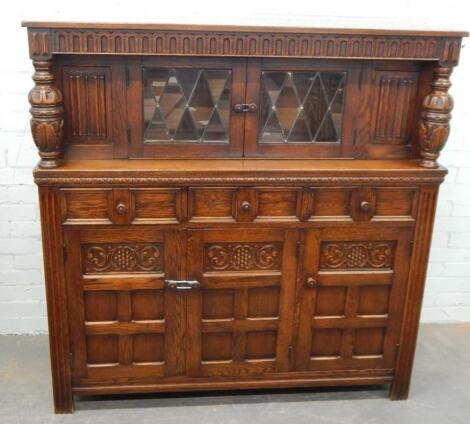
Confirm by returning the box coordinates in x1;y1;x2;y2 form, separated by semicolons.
64;225;412;389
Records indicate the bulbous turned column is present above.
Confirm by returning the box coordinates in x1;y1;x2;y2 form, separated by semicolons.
28;60;64;168
418;66;453;168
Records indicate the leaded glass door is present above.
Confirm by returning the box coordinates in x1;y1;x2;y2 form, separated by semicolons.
128;57;246;158
244;59;362;157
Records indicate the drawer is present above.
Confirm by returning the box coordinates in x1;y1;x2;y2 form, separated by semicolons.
306;187;418;222
61;188;184;224
188;187;303;223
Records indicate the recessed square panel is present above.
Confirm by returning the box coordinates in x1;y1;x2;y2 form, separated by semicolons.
189;188;234;219
311;329;342;358
133;334;165;363
86;335;118;365
257;190;298;217
202;289;234;320
358;286;391;316
354;328;385;356
202;333;233;361
312;189;351;217
64;189;110;221
375;189;416;217
315;287;346;317
246;331;277;360
133;189;178;221
248;287;280;318
84;291;117;322
131;290;165;321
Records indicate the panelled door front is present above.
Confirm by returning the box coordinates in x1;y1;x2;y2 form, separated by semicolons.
296;226;411;372
186;228;299;378
65;227;185;386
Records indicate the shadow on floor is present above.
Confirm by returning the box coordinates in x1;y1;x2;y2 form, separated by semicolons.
75;385;389;411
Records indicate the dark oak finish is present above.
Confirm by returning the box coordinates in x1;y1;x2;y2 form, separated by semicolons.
23;22;466;413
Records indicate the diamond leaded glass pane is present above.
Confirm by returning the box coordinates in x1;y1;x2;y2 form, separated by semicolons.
259;71;345;143
143;68;232;143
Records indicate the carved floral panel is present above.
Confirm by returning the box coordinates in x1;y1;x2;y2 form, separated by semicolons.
320;241;395;270
82;243;163;273
204;243;282;271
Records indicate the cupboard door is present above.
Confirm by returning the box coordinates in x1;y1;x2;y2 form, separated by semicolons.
186;228;298;378
296;226;411;372
65;227;185;385
128;57;246;158
244;59;361;158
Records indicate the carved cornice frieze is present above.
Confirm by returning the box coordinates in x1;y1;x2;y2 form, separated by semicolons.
26;27;463;64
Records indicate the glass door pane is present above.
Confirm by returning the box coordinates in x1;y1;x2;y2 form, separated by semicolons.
259;71;345;144
244;59;361;158
143;69;232;143
128;57;245;158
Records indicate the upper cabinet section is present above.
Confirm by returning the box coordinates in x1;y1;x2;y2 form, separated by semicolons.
23;22;467;167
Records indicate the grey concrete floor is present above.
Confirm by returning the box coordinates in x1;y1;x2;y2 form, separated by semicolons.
0;324;469;423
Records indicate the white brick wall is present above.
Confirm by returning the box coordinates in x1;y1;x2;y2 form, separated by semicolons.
0;0;469;333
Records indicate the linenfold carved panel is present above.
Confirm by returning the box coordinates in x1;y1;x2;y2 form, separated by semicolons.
83;243;163;273
62;67;110;143
320;241;395;270
205;243;282;271
374;75;417;144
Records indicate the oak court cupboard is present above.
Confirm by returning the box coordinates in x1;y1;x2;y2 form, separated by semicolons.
22;21;467;413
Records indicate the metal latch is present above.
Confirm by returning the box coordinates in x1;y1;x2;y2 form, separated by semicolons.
165;280;201;290
234;103;257;113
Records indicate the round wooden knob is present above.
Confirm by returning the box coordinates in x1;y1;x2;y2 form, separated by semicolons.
306;277;317;288
360;201;370;212
241;201;251;211
116;202;127;215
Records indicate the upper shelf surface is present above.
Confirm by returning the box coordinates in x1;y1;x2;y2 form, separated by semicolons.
21;21;468;37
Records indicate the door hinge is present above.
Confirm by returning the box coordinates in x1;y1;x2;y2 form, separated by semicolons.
296;240;301;258
395;343;400;359
409;240;414;256
62;246;67;261
126;128;131;145
125;67;130;86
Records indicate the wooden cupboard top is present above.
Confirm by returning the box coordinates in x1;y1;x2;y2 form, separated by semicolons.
23;21;467;64
33;159;447;186
21;21;468;37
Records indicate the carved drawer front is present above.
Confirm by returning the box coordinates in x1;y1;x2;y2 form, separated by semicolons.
61;188;184;224
188;187;303;222
64;227;185;385
296;226;412;373
305;187;417;222
186;228;299;377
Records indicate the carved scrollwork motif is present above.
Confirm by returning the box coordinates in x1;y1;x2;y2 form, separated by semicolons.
83;243;163;273
320;241;395;270
418;66;453;168
28;60;64;168
205;243;282;271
